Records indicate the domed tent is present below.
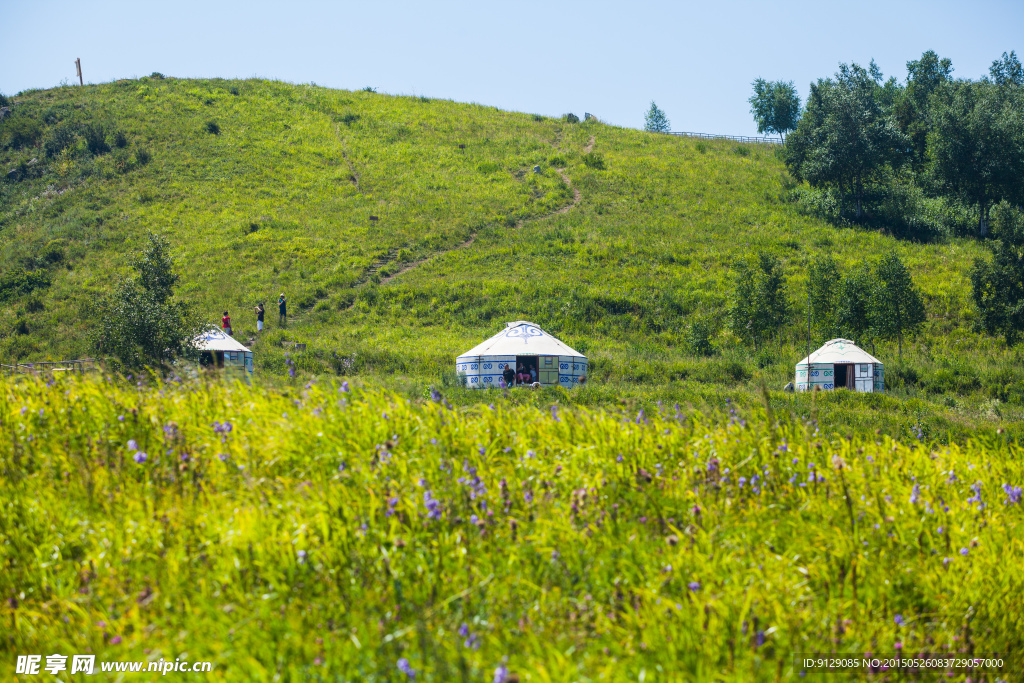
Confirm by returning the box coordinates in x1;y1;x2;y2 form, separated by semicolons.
456;321;587;389
795;338;883;393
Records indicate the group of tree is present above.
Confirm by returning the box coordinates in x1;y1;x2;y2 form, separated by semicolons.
91;233;208;371
807;252;926;358
752;50;1024;236
730;251;926;359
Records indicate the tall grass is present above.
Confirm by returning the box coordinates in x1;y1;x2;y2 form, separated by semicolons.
2;375;1023;680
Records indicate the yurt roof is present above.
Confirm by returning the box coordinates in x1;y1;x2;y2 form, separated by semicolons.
195;329;251;353
796;338;882;366
458;321;585;359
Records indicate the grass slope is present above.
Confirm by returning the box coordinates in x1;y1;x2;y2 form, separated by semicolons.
1;77;1022;439
2;376;1023;681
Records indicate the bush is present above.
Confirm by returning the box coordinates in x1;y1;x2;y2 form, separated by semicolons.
112;148;132;173
2;116;43;149
582;152;605;170
150;72;165;80
564;113;580;124
362;86;377;93
43;122;78;158
229;86;240;96
340;113;360;126
135;148;151;165
548;155;567;167
112;129;128;148
0;268;51;301
686;318;716;357
82;123;110;155
205;120;220;135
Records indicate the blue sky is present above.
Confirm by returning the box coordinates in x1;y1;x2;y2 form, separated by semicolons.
3;0;1021;136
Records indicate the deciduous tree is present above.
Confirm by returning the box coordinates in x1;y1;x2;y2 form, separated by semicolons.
748;79;800;142
971;202;1024;345
872;252;926;359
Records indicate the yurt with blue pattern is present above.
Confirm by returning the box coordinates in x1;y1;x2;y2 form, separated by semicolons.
795;338;884;393
456;321;588;389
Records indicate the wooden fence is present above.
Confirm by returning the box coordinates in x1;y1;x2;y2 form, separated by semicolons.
666;131;784;145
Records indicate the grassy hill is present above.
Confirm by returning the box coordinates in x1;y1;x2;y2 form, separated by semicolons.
2;77;1022;439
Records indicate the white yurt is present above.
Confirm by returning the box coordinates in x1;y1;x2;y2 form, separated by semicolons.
795;338;883;393
456;321;587;389
195;329;254;377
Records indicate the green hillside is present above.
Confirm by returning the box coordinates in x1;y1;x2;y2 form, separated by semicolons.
1;77;1022;438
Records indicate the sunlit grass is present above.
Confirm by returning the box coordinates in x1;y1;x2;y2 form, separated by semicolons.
2;375;1023;680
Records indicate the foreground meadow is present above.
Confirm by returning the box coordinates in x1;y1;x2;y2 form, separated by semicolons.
2;375;1023;681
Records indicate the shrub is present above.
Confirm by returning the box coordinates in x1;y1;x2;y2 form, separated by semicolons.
686;318;716;357
477;162;500;174
150;72;165;79
564;113;580;124
112;129;128;148
229;86;240;96
362;86;377;93
2;116;43;149
82;123;110;155
205;120;220;135
548;155;567;167
582;152;605;170
733;145;751;157
532;114;544;122
135;148;151;165
112;148;132;173
0;268;50;301
695;142;707;154
13;317;29;335
0;93;9;107
340;113;360;126
43;122;78;158
25;295;45;313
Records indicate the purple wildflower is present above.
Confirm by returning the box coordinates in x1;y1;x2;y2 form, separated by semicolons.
943;557;952;567
617;454;623;463
909;484;921;505
133;451;148;464
20;407;27;416
478;446;486;456
524;490;533;504
550;405;559;422
340;381;350;393
458;623;469;638
1003;483;1022;505
397;658;415;679
493;664;509;683
688;581;700;592
894;614;905;627
967;481;984;508
424;491;442;520
959;547;969;556
636;409;645;424
756;630;765;647
430;387;442;403
386;497;399;517
297;549;307;564
127;439;138;450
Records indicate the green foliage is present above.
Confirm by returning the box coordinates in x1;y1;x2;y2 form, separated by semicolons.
112;129;128;148
807;254;839;339
685;316;716;357
873;251;927;358
563;112;579;124
786;61;908;221
929;80;1024;235
643;101;670;133
894;50;953;170
204;119;220;135
748;78;800;141
729;252;789;351
581;152;605;169
0;268;50;301
42;121;78;158
1;114;43;149
989;50;1023;87
971;202;1024;344
92;234;202;370
82;122;110;155
834;264;875;344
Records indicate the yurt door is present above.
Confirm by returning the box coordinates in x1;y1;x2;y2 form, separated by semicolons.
539;356;559;385
855;363;873;392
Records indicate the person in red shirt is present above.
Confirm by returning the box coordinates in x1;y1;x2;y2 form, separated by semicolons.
222;311;232;337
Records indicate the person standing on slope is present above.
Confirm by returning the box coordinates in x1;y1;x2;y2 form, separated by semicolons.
222;310;233;337
255;302;265;332
278;293;287;326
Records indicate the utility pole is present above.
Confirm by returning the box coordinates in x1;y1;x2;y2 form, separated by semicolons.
75;58;83;86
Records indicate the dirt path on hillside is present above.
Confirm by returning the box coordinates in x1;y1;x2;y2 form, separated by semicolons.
293;130;594;317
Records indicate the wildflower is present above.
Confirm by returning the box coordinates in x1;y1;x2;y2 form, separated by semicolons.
792;458;799;466
636;409;645;424
523;490;533;504
937;526;944;534
738;476;746;488
909;484;921;505
526;450;535;458
423;491;442;520
297;550;307;564
1002;483;1022;505
396;658;415;678
894;641;902;650
550;405;559;422
756;630;765;647
616;454;623;463
219;453;229;462
133;452;148;464
109;635;122;645
943;557;952;568
340;381;350;393
959;547;969;556
967;481;984;508
478;446;486;456
687;581;700;592
493;664;509;683
458;623;469;637
117;414;125;422
20;407;27;416
386;497;399;517
894;614;905;627
127;439;138;450
551;550;560;561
